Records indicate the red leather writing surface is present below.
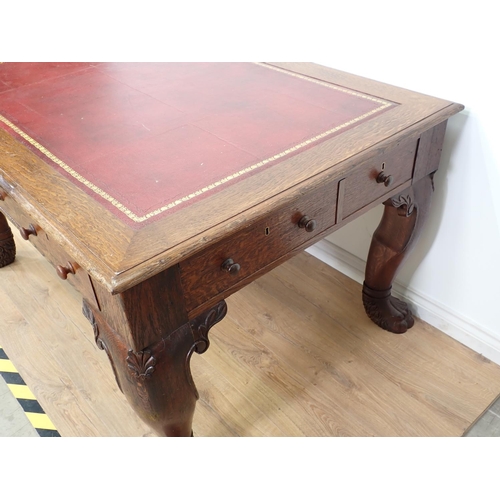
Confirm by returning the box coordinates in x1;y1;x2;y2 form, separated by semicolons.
0;63;394;226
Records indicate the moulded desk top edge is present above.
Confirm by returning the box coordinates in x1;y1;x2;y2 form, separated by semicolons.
0;64;464;293
110;103;464;293
0;103;462;294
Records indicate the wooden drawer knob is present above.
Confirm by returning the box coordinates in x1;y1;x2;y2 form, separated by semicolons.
298;215;317;232
0;191;5;201
56;262;76;280
19;224;37;240
376;172;394;187
221;258;241;275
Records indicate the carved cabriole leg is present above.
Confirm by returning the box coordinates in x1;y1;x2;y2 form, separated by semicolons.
363;174;434;333
0;211;16;268
82;299;227;437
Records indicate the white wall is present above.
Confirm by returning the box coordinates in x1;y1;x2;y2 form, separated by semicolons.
308;2;500;363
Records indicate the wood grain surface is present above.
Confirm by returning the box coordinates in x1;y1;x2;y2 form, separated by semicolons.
0;232;498;437
0;63;464;294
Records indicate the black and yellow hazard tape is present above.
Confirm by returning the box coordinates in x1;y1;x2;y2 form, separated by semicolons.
0;345;60;437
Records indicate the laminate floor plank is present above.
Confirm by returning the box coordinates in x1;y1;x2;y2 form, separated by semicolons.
268;255;500;426
0;235;153;437
224;282;461;436
193;319;310;437
191;353;286;437
1;232;500;437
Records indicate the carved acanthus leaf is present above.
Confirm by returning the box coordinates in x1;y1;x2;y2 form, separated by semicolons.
127;349;157;379
391;194;415;217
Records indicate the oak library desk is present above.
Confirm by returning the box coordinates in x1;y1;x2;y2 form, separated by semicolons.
0;63;463;436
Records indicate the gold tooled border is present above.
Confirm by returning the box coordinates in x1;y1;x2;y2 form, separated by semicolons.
254;62;389;105
0;64;393;223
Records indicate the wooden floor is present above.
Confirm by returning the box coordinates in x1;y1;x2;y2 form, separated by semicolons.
1;232;500;437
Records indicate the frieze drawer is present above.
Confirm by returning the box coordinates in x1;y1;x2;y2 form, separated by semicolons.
180;180;339;311
0;191;96;301
341;137;418;220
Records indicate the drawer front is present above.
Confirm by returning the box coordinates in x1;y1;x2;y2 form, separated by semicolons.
181;180;338;311
0;191;96;301
341;137;418;220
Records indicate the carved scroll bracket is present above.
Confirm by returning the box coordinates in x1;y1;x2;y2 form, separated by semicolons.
82;300;123;391
189;300;228;355
121;300;227;381
84;299;228;383
82;299;228;436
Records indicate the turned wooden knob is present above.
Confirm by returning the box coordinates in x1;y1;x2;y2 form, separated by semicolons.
221;258;241;275
376;172;394;187
298;215;317;232
0;190;5;201
19;224;37;240
56;262;76;280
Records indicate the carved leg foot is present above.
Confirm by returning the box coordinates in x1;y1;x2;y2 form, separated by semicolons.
83;300;227;437
0;212;16;268
363;174;434;333
362;283;414;333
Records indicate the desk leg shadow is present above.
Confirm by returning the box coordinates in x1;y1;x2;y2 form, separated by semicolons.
363;174;434;334
82;299;227;437
0;211;16;268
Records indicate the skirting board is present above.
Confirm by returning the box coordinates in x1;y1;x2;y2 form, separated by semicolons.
306;239;500;366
